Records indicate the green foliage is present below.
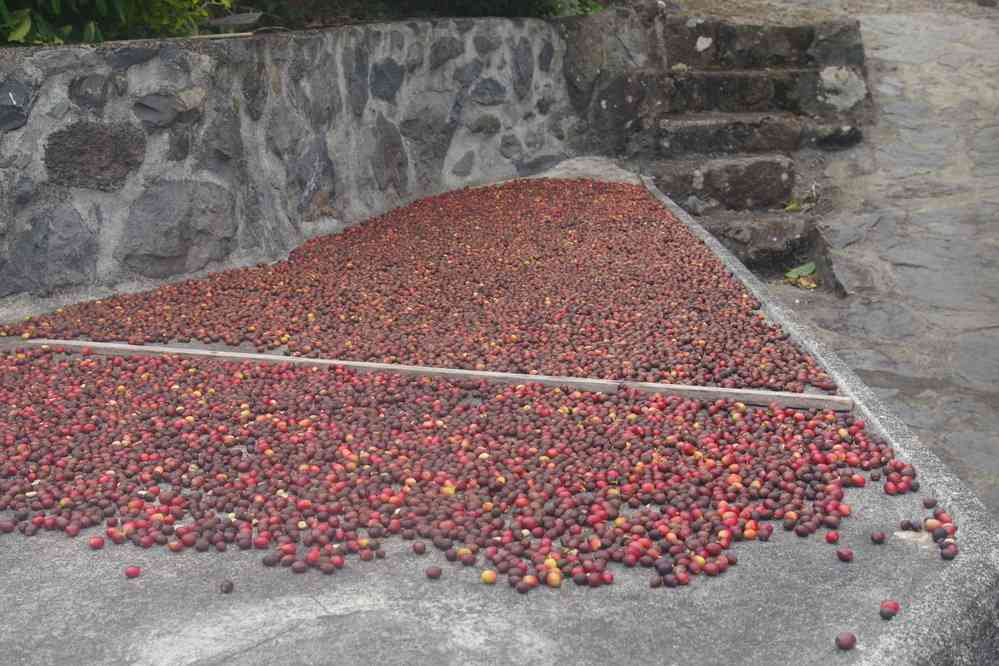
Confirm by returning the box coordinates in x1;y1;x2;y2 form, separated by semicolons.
402;0;564;16
576;0;607;15
0;0;232;46
243;0;607;27
784;261;818;289
0;0;605;46
784;261;816;280
126;0;233;38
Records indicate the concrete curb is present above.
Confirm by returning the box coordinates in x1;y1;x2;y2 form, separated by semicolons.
642;176;999;665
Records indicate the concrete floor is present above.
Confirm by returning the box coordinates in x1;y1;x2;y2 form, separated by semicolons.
0;453;992;666
0;157;997;665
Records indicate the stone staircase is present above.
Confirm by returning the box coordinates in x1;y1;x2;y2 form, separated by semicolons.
613;13;870;275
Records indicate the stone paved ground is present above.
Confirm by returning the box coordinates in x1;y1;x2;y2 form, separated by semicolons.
678;0;999;511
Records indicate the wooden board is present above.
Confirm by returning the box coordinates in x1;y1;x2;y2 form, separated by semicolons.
12;338;854;411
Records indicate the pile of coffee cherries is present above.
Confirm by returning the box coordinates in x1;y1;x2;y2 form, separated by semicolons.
0;347;929;593
3;179;835;393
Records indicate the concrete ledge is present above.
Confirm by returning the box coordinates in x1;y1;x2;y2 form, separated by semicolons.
642;176;999;665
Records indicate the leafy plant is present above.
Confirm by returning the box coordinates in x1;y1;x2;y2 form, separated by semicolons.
240;0;605;28
0;0;232;46
1;0;603;45
576;0;607;15
784;261;818;289
126;0;234;38
547;0;607;16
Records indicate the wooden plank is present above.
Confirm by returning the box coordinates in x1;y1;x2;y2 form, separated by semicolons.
186;31;256;40
621;381;854;412
15;338;854;411
21;339;620;393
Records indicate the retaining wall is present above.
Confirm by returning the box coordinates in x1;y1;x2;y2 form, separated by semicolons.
0;4;865;301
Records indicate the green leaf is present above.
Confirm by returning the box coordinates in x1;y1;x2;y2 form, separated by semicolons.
112;0;125;22
7;9;32;43
50;0;60;15
0;0;10;23
95;0;107;16
82;19;96;42
784;199;802;213
32;10;55;39
784;262;816;280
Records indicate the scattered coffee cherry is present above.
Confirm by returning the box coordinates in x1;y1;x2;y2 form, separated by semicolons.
219;580;235;594
425;566;443;580
835;632;857;651
836;548;854;563
879;600;900;620
871;532;887;545
546;571;563;588
124;566;141;579
0;348;907;596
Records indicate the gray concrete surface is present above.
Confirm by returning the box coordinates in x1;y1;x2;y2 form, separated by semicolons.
0;163;996;665
0;485;984;666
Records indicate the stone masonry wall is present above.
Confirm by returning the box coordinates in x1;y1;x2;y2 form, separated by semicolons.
0;4;867;302
0;17;574;299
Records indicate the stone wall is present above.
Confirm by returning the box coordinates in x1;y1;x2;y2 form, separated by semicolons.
0;4;867;302
0;17;576;299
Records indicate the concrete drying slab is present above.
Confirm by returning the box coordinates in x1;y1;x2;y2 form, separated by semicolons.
0;162;996;666
0;485;982;666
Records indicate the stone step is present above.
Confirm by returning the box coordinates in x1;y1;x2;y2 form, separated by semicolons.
630;112;863;158
659;16;864;71
691;208;819;274
667;68;821;115
651;112;803;156
666;65;869;118
646;153;795;211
